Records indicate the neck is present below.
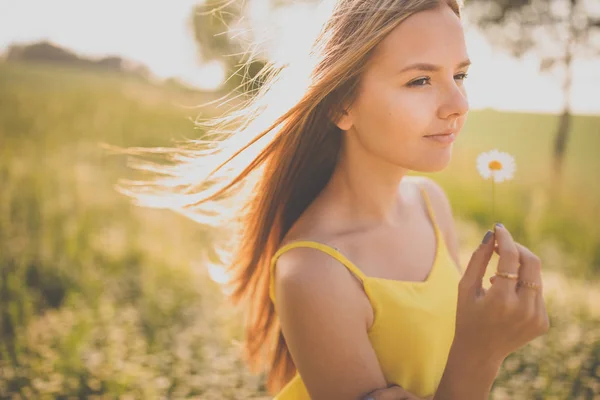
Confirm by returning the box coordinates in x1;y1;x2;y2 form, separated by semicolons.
321;135;411;227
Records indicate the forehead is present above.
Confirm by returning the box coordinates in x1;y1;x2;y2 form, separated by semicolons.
369;5;467;71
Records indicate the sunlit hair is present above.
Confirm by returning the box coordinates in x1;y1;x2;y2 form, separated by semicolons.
114;0;462;393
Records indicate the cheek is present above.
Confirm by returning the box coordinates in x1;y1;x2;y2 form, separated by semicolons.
355;86;434;143
388;92;434;136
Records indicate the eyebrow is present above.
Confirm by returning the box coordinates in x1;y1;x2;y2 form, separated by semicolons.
398;59;472;74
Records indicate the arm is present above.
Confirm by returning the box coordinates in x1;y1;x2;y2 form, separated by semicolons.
432;339;502;400
364;346;500;400
273;247;390;399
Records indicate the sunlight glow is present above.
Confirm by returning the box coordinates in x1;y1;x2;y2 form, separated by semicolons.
0;0;598;113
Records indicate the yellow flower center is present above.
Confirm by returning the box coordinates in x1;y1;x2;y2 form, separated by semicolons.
488;160;503;170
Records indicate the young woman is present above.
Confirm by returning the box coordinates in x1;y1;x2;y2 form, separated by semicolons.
120;0;549;398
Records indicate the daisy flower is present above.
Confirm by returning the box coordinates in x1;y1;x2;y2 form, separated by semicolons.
476;149;516;224
476;149;516;183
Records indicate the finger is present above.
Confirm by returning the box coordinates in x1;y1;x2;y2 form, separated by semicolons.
514;242;543;303
386;384;421;400
460;230;496;295
494;243;543;283
492;224;520;293
364;385;412;399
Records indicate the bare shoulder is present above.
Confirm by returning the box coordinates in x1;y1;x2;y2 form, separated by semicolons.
271;245;387;398
272;245;363;309
407;175;452;219
409;176;463;271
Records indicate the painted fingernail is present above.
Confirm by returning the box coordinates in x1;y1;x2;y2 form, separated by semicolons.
495;223;504;228
482;230;493;244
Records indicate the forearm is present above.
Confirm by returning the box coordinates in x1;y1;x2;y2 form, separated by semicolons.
433;342;503;400
362;342;502;400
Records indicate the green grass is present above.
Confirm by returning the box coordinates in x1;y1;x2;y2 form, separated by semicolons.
0;62;269;399
1;62;599;398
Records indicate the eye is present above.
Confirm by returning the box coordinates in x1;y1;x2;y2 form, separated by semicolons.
407;77;431;87
407;73;469;88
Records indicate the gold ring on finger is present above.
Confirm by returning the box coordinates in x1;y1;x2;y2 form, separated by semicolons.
517;280;541;291
495;271;519;280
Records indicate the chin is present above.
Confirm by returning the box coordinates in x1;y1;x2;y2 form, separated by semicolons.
421;163;449;173
413;154;452;173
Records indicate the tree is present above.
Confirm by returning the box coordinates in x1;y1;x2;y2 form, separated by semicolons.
190;0;267;93
465;0;600;191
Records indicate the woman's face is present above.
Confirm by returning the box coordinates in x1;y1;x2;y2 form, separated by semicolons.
339;4;470;173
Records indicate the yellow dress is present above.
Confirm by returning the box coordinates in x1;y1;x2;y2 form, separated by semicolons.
268;184;462;399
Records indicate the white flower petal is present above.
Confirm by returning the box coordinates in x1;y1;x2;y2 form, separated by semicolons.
476;149;516;182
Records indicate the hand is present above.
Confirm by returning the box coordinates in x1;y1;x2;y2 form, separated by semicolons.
362;384;433;399
453;224;550;364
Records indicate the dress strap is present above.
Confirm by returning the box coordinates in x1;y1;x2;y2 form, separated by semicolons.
269;240;367;303
416;182;441;235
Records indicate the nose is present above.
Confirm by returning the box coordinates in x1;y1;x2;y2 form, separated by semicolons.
438;82;469;120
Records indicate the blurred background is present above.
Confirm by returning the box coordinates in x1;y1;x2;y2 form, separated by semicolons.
0;0;599;398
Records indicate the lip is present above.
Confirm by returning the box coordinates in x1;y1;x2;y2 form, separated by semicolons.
424;132;456;144
426;130;456;137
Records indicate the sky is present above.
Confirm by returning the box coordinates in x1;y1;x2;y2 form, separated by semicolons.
1;0;599;115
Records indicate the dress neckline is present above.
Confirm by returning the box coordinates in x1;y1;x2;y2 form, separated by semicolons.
362;222;443;286
274;182;445;287
288;215;443;287
330;183;443;286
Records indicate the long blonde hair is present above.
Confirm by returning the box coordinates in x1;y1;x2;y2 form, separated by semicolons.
116;0;462;393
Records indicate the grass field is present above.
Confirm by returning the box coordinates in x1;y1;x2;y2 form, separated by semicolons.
1;62;599;399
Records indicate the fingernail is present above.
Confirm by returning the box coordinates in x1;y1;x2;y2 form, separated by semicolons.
494;223;504;231
481;230;493;244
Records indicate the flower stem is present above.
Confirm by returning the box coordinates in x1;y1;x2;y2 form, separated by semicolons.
491;172;496;224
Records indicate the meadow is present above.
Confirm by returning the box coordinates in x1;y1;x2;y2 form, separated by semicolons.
1;62;599;399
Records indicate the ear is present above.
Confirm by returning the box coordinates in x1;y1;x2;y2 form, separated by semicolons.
333;109;353;131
